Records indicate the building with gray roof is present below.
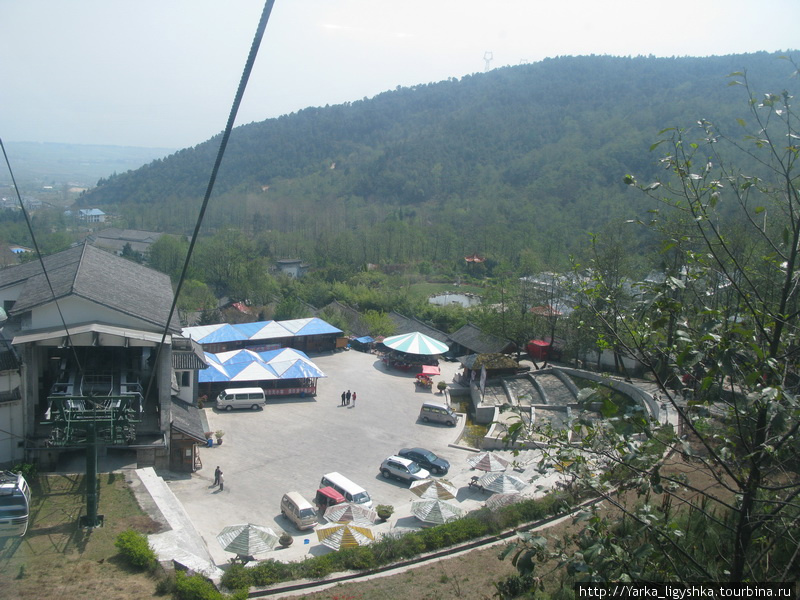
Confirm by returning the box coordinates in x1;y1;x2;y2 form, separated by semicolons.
0;243;205;471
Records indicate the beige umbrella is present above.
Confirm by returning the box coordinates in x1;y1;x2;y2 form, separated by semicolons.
316;522;375;550
409;478;458;501
486;492;525;510
323;502;378;525
411;499;464;524
216;523;279;558
478;471;527;494
467;452;510;472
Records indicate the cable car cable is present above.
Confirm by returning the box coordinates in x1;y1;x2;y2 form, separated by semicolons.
0;137;84;377
143;0;277;409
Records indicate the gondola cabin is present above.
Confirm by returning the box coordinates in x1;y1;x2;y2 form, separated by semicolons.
0;471;31;537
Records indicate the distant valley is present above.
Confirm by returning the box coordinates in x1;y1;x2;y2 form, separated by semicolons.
0;141;175;190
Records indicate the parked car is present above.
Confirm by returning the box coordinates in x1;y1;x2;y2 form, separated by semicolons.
280;491;318;531
419;401;458;426
379;456;430;483
216;387;265;411
398;447;450;475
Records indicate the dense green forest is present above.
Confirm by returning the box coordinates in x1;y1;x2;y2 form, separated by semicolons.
81;53;794;275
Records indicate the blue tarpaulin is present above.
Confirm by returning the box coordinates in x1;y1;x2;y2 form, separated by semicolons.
199;348;326;384
184;318;342;345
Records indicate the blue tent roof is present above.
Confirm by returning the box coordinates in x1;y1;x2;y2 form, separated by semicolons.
192;324;249;344
234;321;274;338
184;318;342;345
279;318;343;336
198;347;326;384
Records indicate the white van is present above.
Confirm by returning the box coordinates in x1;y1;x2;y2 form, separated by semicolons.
319;472;372;508
419;402;458;426
280;491;318;531
216;387;266;411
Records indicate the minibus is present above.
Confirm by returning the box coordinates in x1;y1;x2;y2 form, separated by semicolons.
319;472;372;508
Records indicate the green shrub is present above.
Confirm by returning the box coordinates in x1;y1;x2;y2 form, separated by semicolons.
418;527;445;551
375;504;395;521
213;489;580;588
249;559;293;587
395;533;426;558
154;571;176;595
114;529;157;571
369;534;404;563
174;571;223;600
296;554;335;579
220;563;250;591
335;545;378;570
495;572;537;599
11;462;38;480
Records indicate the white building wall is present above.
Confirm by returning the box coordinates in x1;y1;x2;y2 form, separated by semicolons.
0;281;27;306
28;296;159;332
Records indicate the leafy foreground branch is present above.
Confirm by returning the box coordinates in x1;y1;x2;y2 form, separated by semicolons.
498;56;800;594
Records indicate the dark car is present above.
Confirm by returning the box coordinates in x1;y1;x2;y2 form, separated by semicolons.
398;447;450;475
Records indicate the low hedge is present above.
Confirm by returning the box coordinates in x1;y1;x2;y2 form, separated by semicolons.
220;489;578;591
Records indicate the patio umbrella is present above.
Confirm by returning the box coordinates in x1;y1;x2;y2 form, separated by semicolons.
323;502;378;525
409;478;458;501
467;451;510;472
411;499;464;524
382;332;449;355
316;522;375;550
216;523;279;557
486;492;526;510
478;472;528;494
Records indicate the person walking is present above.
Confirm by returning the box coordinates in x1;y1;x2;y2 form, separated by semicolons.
351;391;356;407
218;471;224;491
214;466;221;486
346;390;351;405
341;391;346;406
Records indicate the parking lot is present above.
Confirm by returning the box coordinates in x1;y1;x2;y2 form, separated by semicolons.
164;348;512;565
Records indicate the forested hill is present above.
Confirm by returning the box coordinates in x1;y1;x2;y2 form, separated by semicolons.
81;52;795;270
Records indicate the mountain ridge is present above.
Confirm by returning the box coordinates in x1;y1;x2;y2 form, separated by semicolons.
78;51;797;269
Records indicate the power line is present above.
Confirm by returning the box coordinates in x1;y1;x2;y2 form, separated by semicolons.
0;137;84;377
143;0;277;408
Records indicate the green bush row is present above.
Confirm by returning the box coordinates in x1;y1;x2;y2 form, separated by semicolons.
221;490;577;591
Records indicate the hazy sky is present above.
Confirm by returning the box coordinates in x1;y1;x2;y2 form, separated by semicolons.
2;0;798;150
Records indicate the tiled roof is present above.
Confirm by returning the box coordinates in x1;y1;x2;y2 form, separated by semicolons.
2;243;179;332
170;398;206;442
447;323;514;355
387;312;449;343
172;338;208;370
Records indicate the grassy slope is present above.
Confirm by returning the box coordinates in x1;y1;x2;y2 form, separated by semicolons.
0;473;162;600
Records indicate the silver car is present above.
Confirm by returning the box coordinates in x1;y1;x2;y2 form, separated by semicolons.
379;456;430;483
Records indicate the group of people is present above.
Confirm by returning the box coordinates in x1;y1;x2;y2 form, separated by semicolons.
340;389;357;406
213;466;224;491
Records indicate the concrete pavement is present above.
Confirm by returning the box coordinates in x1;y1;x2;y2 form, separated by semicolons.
160;349;525;567
142;352;657;574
